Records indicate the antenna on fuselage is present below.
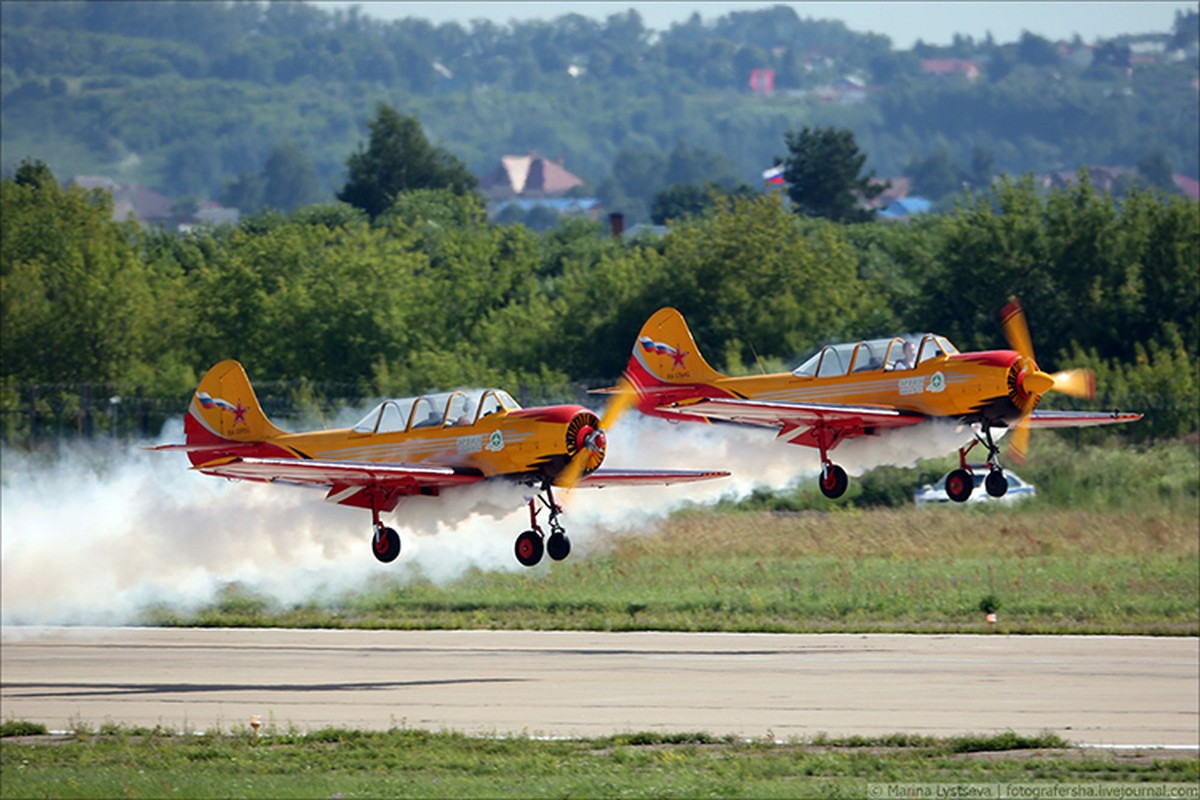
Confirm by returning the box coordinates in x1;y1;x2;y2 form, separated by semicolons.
748;341;768;376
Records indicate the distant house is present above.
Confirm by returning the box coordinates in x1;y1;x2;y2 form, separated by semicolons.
1173;174;1199;200
877;196;932;220
1042;166;1134;193
921;59;980;81
71;175;173;223
177;200;240;232
480;152;584;199
866;176;911;209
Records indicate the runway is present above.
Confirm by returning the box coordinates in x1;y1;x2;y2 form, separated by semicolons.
1;628;1196;746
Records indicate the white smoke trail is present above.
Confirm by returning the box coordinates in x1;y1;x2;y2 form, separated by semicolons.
0;410;976;626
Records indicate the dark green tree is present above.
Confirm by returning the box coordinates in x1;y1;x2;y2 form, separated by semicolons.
1136;147;1175;193
337;103;478;220
906;145;964;200
262;140;324;212
651;184;713;224
782;126;885;223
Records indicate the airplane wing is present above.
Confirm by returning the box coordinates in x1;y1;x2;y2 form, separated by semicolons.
578;468;730;488
192;456;484;491
1023;410;1144;428
658;397;926;432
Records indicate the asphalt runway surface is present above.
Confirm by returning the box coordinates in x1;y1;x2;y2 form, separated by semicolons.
1;628;1196;746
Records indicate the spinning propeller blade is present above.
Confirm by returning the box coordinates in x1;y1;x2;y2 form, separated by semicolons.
1000;299;1096;464
1000;300;1035;362
1052;368;1096;400
557;377;637;491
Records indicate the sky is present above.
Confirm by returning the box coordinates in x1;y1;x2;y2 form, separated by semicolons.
311;2;1194;48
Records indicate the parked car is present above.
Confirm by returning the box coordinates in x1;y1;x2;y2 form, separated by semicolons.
914;466;1036;507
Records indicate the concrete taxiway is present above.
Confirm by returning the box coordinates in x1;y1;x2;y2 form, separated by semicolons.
1;628;1196;745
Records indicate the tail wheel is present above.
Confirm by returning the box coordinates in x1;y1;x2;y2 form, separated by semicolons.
515;530;544;567
819;464;848;499
946;469;974;503
372;525;401;563
985;469;1009;498
547;532;571;562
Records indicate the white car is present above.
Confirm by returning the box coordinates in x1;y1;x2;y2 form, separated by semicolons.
914;467;1036;507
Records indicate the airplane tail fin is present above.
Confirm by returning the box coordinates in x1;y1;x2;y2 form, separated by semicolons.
625;307;726;391
185;359;286;447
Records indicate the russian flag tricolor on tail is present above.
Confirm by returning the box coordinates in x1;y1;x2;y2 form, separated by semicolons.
639;336;678;358
197;392;236;413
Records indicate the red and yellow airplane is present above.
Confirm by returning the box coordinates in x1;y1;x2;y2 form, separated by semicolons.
617;303;1141;503
152;360;728;566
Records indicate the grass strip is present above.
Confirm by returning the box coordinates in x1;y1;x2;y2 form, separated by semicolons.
3;724;1196;799
145;507;1199;635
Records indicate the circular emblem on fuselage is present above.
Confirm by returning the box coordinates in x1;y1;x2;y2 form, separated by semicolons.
486;430;505;451
928;371;946;393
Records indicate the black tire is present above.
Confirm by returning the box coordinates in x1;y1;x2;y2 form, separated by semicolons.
547;532;571;561
515;530;544;567
819;464;849;499
985;469;1009;498
372;526;401;563
946;469;974;503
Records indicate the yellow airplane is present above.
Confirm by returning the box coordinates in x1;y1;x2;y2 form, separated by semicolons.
152;360;728;566
616;303;1141;503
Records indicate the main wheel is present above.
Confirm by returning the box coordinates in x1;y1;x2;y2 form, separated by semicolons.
945;468;974;503
372;525;401;563
985;469;1009;498
819;464;849;499
547;532;571;561
514;530;544;567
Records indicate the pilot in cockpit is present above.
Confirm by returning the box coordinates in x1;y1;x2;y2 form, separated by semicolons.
450;399;474;426
893;340;917;370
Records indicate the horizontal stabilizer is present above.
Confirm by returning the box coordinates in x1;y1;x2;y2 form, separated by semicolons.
1022;410;1144;429
577;468;730;488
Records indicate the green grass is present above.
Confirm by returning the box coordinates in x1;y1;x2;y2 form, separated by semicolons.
143;505;1199;634
3;726;1196;799
141;439;1199;634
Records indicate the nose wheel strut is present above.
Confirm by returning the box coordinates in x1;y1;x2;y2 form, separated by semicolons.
515;479;571;567
949;424;1010;503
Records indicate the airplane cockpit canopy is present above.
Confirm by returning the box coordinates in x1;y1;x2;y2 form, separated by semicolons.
791;334;958;378
352;389;521;434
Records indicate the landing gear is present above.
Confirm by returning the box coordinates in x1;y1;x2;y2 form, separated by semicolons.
950;423;1010;503
514;530;544;567
547;531;571;561
945;468;974;503
368;498;402;563
513;479;571;567
372;524;401;563
819;463;849;499
985;468;1009;498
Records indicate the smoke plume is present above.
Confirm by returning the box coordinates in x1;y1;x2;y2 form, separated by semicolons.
1;412;974;626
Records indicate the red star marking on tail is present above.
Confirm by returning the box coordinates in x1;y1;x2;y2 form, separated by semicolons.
671;349;688;368
233;400;248;425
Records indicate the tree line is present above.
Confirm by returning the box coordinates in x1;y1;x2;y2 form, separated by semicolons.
2;2;1196;220
2;149;1195;445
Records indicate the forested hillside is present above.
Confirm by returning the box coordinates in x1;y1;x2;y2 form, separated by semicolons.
2;1;1197;219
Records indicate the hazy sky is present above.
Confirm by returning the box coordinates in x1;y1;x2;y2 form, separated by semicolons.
311;2;1193;48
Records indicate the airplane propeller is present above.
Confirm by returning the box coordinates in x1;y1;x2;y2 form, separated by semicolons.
1000;299;1096;463
556;376;638;491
